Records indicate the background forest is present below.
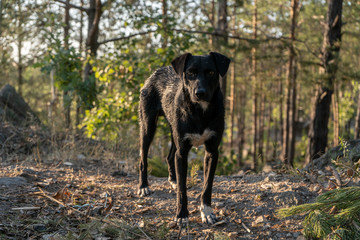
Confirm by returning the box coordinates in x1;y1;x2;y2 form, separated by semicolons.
1;0;359;174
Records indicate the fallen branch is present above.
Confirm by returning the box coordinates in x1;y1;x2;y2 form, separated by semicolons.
11;206;41;211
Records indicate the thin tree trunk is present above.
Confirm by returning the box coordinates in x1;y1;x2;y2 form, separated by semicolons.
332;82;339;145
307;0;343;163
0;0;3;34
355;86;360;139
237;78;246;167
162;0;168;49
17;41;23;96
64;0;71;129
229;4;237;162
49;69;56;126
288;59;297;164
282;0;298;167
266;103;272;161
251;0;258;170
16;0;23;96
279;79;284;146
76;0;84;127
258;88;265;163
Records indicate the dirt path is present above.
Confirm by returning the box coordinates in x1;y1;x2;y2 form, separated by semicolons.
0;163;318;239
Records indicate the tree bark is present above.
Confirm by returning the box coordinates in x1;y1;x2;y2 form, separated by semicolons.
161;0;168;49
237;79;246;166
16;0;23;97
83;0;103;109
251;0;258;170
215;0;228;97
229;3;237;162
332;82;339;145
355;86;360;139
282;0;298;167
76;0;84;127
64;0;71;129
307;0;343;163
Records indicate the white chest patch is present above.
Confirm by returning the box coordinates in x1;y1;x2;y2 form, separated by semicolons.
184;129;216;147
199;101;209;111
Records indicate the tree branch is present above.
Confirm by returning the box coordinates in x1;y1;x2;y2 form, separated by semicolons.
98;28;292;46
98;30;157;45
53;0;88;13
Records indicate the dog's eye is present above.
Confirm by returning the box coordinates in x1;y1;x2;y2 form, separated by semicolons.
209;71;215;76
187;71;196;77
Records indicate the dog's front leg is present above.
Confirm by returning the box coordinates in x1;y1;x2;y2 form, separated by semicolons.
200;145;219;224
174;143;191;223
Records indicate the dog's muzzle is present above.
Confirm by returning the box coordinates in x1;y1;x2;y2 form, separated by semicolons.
195;88;206;101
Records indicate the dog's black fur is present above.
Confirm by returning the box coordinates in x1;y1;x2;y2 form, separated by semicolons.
138;52;230;224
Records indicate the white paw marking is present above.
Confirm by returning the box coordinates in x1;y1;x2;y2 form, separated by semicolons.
175;217;189;226
138;187;150;197
184;129;216;147
168;177;177;190
200;204;217;224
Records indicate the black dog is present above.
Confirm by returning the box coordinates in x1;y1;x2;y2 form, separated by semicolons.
138;52;230;224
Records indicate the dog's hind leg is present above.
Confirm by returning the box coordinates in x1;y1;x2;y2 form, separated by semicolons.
199;144;219;224
138;108;158;197
166;136;177;189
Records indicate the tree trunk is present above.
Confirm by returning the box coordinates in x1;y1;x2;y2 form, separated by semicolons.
83;0;103;109
258;90;265;163
251;0;258;170
161;0;168;49
17;0;23;97
0;0;3;34
307;0;343;163
282;0;298;167
215;0;228;97
76;0;84;127
229;3;237;162
237;79;246;167
64;0;71;129
265;103;272;160
279;79;284;146
355;86;360;139
332;82;339;145
48;69;56;126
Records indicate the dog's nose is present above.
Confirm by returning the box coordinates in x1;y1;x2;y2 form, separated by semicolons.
195;88;206;99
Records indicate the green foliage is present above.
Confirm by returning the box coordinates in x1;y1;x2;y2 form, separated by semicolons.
34;32;87;108
189;161;200;187
278;187;360;239
148;156;168;178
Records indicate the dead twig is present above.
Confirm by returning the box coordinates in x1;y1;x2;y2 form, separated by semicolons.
330;165;342;187
242;222;251;233
34;188;149;239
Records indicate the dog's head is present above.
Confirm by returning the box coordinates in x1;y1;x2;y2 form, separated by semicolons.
171;52;230;108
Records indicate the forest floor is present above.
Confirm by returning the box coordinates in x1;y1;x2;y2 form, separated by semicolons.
0;122;325;239
0;158;321;240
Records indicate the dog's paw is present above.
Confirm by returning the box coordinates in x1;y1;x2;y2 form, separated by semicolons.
200;204;218;224
175;217;189;227
137;187;151;197
168;177;177;190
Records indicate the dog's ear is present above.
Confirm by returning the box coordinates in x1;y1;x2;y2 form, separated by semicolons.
210;52;231;77
171;53;192;76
